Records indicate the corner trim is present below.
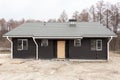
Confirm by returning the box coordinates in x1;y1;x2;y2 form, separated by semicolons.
7;36;13;59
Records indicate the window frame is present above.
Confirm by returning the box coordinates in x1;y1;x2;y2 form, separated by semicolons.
96;40;102;51
41;39;48;47
74;39;81;47
91;39;102;51
17;39;28;50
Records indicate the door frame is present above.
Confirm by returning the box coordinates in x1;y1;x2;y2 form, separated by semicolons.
57;40;66;59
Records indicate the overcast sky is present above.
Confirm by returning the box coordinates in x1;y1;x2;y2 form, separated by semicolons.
0;0;119;21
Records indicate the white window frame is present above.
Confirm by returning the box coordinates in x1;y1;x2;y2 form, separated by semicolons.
74;39;81;47
91;39;102;51
96;40;102;51
17;39;28;50
41;39;48;47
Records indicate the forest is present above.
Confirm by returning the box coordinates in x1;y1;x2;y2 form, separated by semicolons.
0;0;120;51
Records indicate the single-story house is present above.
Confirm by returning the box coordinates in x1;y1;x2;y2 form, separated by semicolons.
3;20;116;60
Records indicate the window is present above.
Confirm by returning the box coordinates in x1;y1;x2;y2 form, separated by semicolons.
91;39;102;51
96;40;102;51
41;39;48;47
91;40;96;50
17;39;28;50
18;39;22;50
74;39;81;47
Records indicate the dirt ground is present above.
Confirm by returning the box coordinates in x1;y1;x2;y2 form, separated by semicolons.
0;52;120;80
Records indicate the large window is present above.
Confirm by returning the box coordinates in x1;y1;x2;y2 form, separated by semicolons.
41;39;48;47
17;39;28;50
74;39;81;47
91;39;102;51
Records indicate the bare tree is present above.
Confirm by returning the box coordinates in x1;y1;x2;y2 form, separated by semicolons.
72;11;81;21
96;0;104;23
58;10;68;22
89;5;96;22
111;4;120;33
48;19;57;22
0;18;7;30
80;9;89;22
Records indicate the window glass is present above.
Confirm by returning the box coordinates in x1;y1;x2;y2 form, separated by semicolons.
17;39;22;50
91;39;102;51
41;39;48;47
17;39;28;50
96;40;102;51
91;40;96;50
23;40;28;50
74;39;81;47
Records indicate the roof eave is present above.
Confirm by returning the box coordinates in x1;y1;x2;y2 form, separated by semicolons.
3;35;117;38
3;35;33;37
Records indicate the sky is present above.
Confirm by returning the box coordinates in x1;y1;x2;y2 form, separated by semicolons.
0;0;119;21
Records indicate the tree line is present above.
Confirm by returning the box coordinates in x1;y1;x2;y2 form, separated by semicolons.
0;0;120;50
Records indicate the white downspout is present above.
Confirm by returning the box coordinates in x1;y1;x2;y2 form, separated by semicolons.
33;37;38;60
107;36;113;61
7;36;13;59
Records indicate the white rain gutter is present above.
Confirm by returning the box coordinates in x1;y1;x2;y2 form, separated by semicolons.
7;36;13;59
33;37;38;60
107;36;113;61
33;36;83;39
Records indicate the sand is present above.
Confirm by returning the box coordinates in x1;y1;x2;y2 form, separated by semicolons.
0;52;120;80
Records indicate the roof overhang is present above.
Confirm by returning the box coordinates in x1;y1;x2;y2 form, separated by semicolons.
3;35;117;38
33;36;83;39
3;35;33;38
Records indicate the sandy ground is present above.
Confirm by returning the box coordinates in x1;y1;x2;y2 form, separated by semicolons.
0;52;120;80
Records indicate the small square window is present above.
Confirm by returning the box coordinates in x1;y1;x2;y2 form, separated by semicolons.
41;39;48;47
74;39;81;47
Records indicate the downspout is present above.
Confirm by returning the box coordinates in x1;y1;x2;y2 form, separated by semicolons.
107;36;113;61
33;37;38;60
7;36;13;59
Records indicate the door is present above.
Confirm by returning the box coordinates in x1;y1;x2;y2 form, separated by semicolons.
57;41;65;58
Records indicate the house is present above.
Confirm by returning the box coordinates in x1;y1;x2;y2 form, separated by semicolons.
3;20;116;60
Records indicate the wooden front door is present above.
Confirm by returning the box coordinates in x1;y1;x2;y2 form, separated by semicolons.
57;41;65;58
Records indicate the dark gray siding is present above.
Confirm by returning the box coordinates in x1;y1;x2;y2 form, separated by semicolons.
68;38;108;59
12;38;36;58
12;37;108;59
36;40;56;59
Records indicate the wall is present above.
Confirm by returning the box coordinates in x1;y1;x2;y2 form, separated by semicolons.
12;38;108;59
36;39;57;59
12;38;36;58
68;38;108;59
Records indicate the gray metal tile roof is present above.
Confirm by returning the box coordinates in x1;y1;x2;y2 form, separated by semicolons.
4;22;116;38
